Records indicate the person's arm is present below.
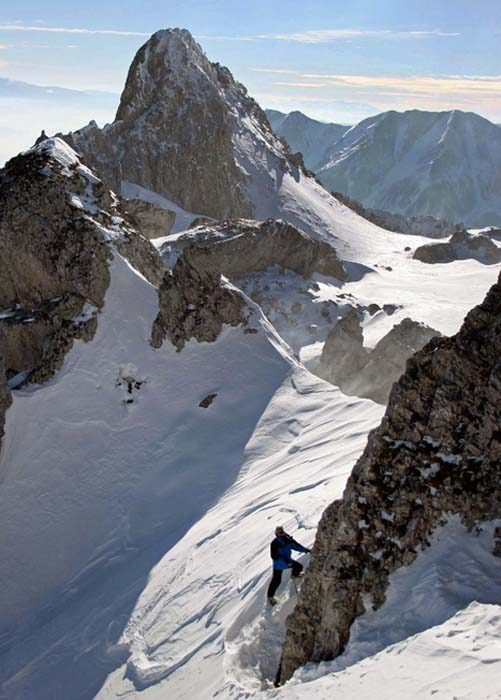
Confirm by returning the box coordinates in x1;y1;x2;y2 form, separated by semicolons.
290;539;310;554
270;539;280;560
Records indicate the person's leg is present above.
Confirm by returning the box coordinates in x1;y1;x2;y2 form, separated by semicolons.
267;569;283;598
291;561;303;578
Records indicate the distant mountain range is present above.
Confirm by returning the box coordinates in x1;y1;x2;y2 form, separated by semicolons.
0;77;118;106
269;108;501;227
266;109;349;170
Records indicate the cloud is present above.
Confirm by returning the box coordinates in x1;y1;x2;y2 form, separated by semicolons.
201;28;460;43
0;23;150;36
248;68;302;75
0;25;459;45
273;81;334;88
254;68;501;98
252;29;460;43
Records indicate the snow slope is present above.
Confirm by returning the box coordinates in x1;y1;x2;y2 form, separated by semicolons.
93;374;382;699
266;602;501;700
0;240;322;699
121;181;202;234
0;246;384;700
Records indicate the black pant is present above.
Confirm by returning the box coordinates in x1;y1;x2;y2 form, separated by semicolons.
267;561;303;598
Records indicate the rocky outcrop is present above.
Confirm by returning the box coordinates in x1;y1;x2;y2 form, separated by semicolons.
0;137;164;448
124;198;176;239
279;272;501;683
318;313;440;404
151;246;247;351
317;309;368;384
333;192;463;238
161;218;346;281
413;229;501;264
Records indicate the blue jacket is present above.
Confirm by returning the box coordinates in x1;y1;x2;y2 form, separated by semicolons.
270;533;309;570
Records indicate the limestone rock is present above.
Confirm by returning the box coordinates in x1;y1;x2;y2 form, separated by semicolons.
279;271;501;683
161;218;346;281
151;246;247;351
124;198;176;239
413;229;501;264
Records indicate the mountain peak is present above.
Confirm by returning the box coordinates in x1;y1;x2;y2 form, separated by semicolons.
115;28;215;123
60;28;311;221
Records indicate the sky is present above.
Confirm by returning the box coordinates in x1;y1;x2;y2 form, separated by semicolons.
1;0;501;162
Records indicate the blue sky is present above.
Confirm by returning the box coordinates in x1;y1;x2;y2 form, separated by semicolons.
1;1;500;161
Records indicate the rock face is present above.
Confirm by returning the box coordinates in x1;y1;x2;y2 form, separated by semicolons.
60;29;301;220
161;218;346;281
333;191;463;239
413;229;501;264
124;198;176;239
318;313;440;404
0;137;164;448
279;271;501;683
151;246;247;351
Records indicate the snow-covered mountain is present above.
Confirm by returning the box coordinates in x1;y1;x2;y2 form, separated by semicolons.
0;27;500;700
316;109;501;227
60;29;313;221
265;109;349;170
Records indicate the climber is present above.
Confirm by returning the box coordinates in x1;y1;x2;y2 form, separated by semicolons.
267;525;310;606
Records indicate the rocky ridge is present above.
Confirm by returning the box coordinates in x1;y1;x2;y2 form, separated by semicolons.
318;311;440;404
279;270;501;683
161;218;346;281
333;191;464;238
